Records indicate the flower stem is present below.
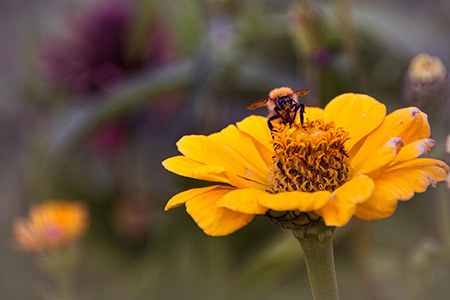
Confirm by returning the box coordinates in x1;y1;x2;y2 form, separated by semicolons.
292;226;339;300
334;0;367;90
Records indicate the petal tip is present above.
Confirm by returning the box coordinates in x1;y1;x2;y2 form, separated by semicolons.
421;139;435;154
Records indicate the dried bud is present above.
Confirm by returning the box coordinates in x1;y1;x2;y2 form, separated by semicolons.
403;53;447;109
446;135;450;169
446;135;450;154
408;54;447;83
447;172;450;190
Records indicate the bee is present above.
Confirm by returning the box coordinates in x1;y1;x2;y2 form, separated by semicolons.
248;87;308;130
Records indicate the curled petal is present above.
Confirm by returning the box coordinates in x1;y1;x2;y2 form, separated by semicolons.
356;158;449;220
393;108;430;143
176;127;269;188
236;116;274;167
354;179;399;220
217;188;269;214
318;175;375;226
391;138;435;164
351;107;430;166
236;116;272;150
353;138;403;175
164;186;223;211
387;158;449;189
163;156;229;184
258;191;331;212
185;188;254;236
209;125;270;179
324;93;386;151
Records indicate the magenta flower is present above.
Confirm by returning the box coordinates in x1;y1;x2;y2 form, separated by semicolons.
41;0;173;94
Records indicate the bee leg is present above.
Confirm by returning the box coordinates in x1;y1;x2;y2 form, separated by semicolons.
299;103;305;127
267;115;280;131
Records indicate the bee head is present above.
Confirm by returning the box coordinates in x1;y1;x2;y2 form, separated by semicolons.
269;87;295;100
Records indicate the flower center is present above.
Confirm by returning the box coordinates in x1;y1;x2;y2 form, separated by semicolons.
268;119;351;193
266;119;352;230
43;223;64;240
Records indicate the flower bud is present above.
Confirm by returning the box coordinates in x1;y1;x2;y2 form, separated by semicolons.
403;53;447;109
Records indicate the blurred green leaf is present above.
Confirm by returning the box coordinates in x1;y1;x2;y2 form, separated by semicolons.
167;0;206;56
51;61;194;157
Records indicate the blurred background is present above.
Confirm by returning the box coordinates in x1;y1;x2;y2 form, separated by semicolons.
1;0;450;299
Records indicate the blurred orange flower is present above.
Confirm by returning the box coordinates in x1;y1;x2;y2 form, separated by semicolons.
163;92;449;236
13;201;89;252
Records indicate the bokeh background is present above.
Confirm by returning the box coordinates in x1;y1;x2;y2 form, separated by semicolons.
1;0;450;299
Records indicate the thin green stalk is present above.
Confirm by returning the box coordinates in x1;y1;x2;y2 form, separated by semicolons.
293;226;339;300
37;247;79;300
334;0;366;90
439;186;450;252
54;272;75;300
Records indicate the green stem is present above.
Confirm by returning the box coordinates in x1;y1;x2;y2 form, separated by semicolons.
292;227;339;300
334;0;366;90
438;186;450;252
38;247;79;300
55;272;75;300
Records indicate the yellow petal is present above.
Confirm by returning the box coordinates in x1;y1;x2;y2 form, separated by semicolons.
165;185;223;210
209;125;270;180
354;178;399;220
236;116;272;151
356;158;449;220
390;108;430;144
324;93;386;151
353;138;403;175
217;188;269;214
318;175;375;226
304;107;324;121
236;116;274;167
386;158;449;189
185;188;254;236
351;107;430;171
258;191;331;211
391;138;435;164
162;156;230;184
177;126;268;189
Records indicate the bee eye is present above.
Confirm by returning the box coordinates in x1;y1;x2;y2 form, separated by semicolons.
277;97;286;105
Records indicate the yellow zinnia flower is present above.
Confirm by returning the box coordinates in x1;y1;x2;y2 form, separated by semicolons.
13;201;89;252
163;92;449;236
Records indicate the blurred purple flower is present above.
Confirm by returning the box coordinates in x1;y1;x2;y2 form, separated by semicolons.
89;122;129;154
41;0;173;94
40;1;177;153
311;47;331;68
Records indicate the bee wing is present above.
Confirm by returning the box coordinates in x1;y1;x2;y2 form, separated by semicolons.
247;98;269;110
294;89;309;97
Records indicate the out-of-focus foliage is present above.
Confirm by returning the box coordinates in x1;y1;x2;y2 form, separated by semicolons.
1;0;450;299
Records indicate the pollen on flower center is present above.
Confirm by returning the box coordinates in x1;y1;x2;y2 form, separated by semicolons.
268;120;352;194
